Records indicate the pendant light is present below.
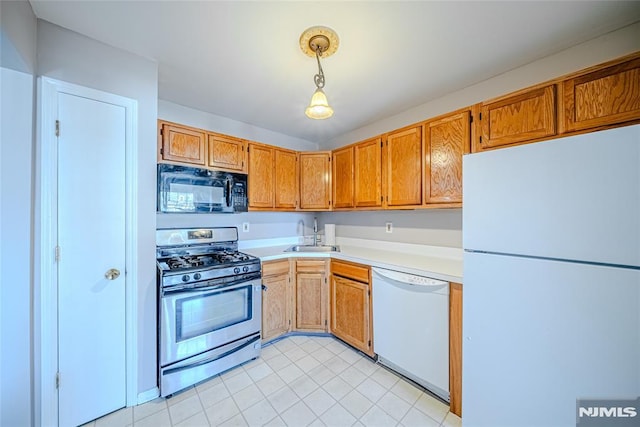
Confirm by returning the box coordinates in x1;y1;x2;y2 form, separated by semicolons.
300;26;339;120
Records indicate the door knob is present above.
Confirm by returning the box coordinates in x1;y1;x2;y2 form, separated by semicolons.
105;268;121;280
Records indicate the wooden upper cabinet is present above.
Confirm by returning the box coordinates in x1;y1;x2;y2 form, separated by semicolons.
562;55;640;133
332;146;354;209
354;137;383;208
248;143;274;208
425;110;470;204
385;126;423;207
159;122;206;166
274;149;298;210
208;133;246;172
476;85;556;151
299;152;331;210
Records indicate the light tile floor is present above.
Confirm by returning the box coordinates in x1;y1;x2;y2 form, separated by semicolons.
84;335;462;427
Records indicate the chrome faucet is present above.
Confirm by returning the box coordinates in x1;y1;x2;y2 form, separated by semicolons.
313;217;318;246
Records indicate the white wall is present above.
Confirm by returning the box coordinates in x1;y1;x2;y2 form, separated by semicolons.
0;1;37;425
1;67;36;427
158;211;316;243
159;100;318;151
36;20;159;397
326;22;640;149
319;209;462;248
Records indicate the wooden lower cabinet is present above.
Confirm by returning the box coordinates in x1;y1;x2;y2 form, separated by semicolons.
261;260;292;342
330;260;373;356
449;282;463;417
294;259;328;332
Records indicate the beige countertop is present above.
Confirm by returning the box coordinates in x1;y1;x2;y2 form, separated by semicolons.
241;237;463;283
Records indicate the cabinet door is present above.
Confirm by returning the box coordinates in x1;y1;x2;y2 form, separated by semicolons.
262;273;290;342
295;260;327;332
354;137;383;208
478;85;556;150
274;149;298;210
425;111;470;204
299;152;331;210
386;126;422;207
296;272;326;331
562;56;640;133
330;275;371;354
248;143;274;208
160;122;206;166
332;146;354;209
208;134;246;172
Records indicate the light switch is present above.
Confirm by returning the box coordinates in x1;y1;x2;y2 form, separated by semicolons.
242;222;250;232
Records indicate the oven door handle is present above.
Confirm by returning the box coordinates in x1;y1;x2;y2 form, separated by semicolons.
163;334;260;376
162;276;259;296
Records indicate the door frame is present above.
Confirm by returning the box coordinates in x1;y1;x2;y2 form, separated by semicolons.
35;77;139;426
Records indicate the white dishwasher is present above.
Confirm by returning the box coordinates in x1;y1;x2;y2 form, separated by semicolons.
372;267;450;402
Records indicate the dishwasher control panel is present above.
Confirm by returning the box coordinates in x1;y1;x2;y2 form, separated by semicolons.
372;267;448;288
407;275;444;286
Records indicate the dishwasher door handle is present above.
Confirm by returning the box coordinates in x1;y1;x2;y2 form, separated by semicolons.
372;267;448;288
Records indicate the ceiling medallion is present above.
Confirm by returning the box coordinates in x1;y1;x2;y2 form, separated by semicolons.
299;26;339;58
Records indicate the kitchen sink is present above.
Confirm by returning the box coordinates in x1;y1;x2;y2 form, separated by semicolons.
285;245;340;253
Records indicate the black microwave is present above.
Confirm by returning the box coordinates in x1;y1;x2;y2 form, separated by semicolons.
157;164;248;213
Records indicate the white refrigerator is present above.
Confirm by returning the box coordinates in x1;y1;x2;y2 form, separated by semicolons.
462;124;640;426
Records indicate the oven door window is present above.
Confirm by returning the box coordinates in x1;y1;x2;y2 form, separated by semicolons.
176;285;252;342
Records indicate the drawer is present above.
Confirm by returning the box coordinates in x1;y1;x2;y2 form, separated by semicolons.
331;260;370;284
262;260;289;277
295;259;327;273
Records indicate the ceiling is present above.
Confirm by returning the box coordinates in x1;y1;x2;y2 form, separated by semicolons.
29;1;640;144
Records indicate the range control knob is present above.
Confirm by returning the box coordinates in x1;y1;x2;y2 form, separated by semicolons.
193;273;202;280
181;274;190;282
234;267;241;274
242;266;249;273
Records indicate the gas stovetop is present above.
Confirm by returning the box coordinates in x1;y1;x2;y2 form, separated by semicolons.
156;227;261;287
158;251;257;272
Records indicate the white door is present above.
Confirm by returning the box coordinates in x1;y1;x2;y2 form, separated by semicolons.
57;92;127;426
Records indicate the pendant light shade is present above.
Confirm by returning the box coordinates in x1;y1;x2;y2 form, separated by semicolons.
305;88;334;119
300;26;339;120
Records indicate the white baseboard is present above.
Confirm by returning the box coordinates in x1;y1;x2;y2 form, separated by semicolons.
137;387;160;405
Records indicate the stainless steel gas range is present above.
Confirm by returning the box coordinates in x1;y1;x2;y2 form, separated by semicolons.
156;227;262;397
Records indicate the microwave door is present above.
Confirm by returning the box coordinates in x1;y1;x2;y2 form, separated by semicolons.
162;173;225;212
192;183;225;212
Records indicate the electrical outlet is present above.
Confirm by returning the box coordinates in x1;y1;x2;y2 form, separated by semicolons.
385;222;393;233
242;222;250;232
